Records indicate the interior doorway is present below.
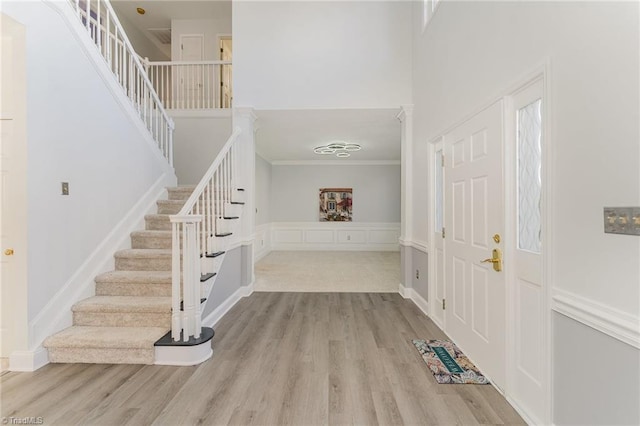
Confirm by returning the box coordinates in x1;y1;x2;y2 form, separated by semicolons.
218;35;232;108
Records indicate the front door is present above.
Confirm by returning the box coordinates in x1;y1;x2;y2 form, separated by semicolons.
444;101;506;389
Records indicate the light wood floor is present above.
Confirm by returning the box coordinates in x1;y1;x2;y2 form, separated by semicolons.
1;293;525;425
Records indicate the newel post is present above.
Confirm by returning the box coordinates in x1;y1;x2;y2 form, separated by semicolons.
170;214;203;342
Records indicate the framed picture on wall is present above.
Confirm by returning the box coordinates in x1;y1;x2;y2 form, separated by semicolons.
319;188;352;222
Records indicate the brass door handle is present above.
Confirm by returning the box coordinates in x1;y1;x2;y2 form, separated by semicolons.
4;248;14;256
481;249;502;272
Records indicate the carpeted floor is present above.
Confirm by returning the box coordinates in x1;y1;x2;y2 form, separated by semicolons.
254;251;400;292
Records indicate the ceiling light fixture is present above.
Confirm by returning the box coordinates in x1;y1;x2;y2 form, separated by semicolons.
313;142;361;158
136;7;146;15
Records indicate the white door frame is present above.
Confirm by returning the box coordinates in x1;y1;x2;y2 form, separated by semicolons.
1;13;29;363
427;63;551;425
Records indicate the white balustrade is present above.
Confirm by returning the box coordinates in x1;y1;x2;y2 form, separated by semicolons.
144;61;233;110
69;0;174;164
170;128;242;341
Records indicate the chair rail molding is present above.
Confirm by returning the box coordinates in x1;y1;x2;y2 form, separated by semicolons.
551;287;640;349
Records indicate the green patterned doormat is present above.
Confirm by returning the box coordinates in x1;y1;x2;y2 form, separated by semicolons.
412;339;490;384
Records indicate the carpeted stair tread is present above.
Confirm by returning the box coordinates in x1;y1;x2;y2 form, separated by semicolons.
73;296;171;313
95;270;172;284
115;249;172;258
131;230;172;238
44;326;168;349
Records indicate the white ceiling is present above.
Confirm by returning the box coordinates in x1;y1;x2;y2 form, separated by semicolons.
111;0;231;30
255;109;401;163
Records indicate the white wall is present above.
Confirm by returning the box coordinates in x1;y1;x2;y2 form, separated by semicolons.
412;0;639;316
233;1;412;109
2;1;176;338
171;19;231;61
172;113;232;185
411;1;639;423
270;164;400;223
255;154;272;226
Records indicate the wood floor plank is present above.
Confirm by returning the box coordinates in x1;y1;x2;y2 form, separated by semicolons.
2;292;524;425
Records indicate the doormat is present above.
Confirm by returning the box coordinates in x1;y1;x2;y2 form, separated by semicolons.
411;339;490;384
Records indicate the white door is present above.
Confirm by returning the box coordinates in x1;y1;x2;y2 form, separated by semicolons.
430;138;445;328
444;101;506;388
219;37;232;108
1;13;28;359
508;78;547;422
179;35;203;108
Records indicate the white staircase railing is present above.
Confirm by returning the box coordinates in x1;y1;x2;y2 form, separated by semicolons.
144;60;233;110
170;127;242;341
68;0;174;164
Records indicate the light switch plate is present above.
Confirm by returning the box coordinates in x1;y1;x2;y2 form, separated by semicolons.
61;182;69;195
603;207;640;236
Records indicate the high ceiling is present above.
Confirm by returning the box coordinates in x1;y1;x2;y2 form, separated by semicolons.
255;109;401;163
111;0;231;30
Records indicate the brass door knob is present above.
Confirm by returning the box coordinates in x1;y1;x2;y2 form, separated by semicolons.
4;248;14;256
480;248;502;272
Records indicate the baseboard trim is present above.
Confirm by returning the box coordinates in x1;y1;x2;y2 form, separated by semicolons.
399;284;430;318
9;347;49;372
552;288;640;349
154;343;213;366
202;283;254;329
28;173;175;352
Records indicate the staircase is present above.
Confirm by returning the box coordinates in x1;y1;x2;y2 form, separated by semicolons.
43;186;212;364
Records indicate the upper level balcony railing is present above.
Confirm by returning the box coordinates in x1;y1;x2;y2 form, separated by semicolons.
144;60;233;110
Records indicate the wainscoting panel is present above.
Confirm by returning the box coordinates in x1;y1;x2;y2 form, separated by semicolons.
337;230;367;244
274;229;304;244
306;229;335;243
271;222;400;251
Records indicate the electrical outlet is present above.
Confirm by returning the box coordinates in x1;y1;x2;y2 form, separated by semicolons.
61;182;69;195
416;269;419;279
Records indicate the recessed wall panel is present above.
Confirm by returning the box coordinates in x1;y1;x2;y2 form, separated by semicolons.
471;128;488;161
517;278;543;384
471;265;489;341
471;176;488;248
436;248;445;302
453;256;466;323
275;229;304;243
453;181;466;243
453;138;466;167
305;229;335;243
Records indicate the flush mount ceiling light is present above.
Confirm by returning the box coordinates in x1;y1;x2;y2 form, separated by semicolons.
136;7;146;15
313;142;361;158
